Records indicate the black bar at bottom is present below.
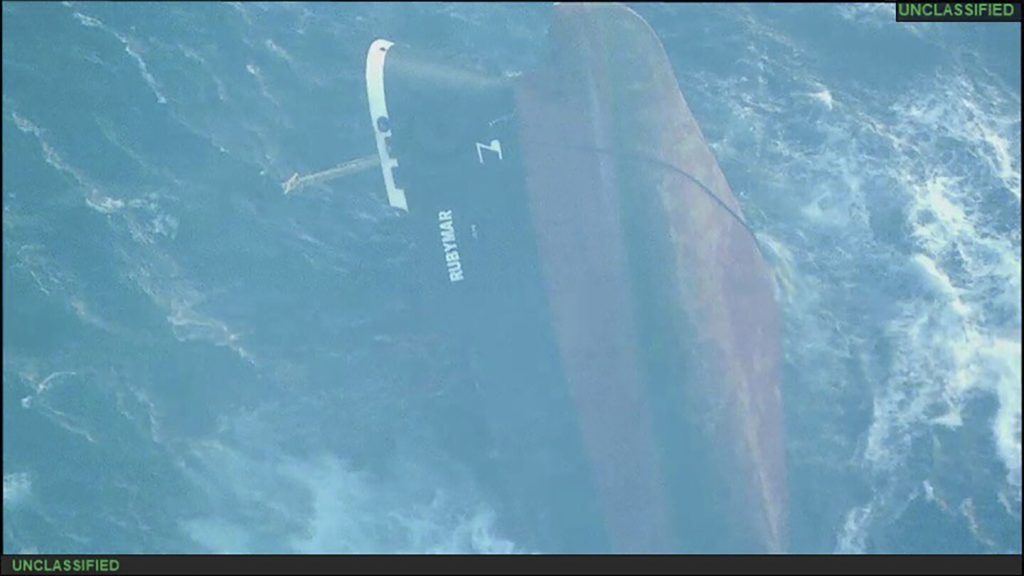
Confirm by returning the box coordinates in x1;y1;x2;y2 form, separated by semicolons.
1;554;1022;575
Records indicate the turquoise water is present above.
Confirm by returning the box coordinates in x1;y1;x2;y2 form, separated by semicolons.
3;2;1020;553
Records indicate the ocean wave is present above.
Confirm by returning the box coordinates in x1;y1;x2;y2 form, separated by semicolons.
835;3;892;28
688;10;1020;549
3;473;32;509
245;62;279;108
127;260;255;365
882;71;1021;490
180;441;519;554
71;11;167;105
7;109;181;245
849;69;1020;547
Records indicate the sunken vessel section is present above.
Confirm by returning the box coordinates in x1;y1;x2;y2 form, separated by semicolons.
363;3;786;553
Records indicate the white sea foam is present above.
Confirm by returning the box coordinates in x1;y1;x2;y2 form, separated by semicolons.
122;42;167;105
11;112;92;192
72;11;167;104
835;3;891;27
836;3;941;39
179;45;229;103
3;473;32;508
72;12;101;28
13;368;98;443
264;39;294;65
803;83;835;111
10;111;230;361
856;69;1021;543
11;244;60;296
114;382;166;447
41;406;98;444
867;72;1017;507
697;12;1020;549
892;82;1020;487
8;109;187;249
180;440;519;554
283;455;518;554
32;371;78;395
127;262;255;365
85;195;126;214
836;504;873;553
9;110;133;217
245;62;279;107
167;303;253;363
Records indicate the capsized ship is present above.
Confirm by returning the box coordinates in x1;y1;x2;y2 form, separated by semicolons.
363;3;785;553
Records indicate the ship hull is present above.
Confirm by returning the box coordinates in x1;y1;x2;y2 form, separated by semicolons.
365;3;786;553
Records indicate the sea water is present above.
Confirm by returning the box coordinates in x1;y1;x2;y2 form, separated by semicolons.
3;2;1020;553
